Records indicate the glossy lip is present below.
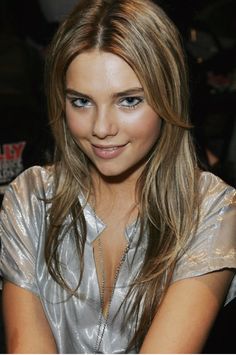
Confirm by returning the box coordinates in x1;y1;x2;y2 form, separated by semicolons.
91;143;128;159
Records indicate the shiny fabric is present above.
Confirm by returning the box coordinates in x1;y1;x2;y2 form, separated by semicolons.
0;166;236;353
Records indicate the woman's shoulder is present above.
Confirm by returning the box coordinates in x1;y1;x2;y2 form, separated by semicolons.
172;171;236;290
11;164;54;183
0;165;55;294
198;171;236;215
199;170;235;194
196;171;236;245
7;165;55;199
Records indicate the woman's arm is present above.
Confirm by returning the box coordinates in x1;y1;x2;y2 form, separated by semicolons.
2;281;57;354
140;269;234;354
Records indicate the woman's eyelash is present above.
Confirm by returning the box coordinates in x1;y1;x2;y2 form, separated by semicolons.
68;96;144;109
68;97;92;108
119;96;144;109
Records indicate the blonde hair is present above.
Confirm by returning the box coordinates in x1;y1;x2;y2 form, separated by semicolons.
45;0;199;350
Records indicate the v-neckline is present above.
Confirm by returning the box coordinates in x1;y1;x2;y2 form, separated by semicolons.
79;194;140;244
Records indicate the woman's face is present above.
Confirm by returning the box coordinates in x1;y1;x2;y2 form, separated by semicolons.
65;49;161;180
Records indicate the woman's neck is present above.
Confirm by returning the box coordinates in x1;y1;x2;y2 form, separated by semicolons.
89;168;139;226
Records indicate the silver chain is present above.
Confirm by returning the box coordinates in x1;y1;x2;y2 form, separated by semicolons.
92;205;137;354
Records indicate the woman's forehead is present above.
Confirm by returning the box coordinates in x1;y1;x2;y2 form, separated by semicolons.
66;49;143;96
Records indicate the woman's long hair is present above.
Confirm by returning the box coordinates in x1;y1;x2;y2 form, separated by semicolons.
45;0;199;350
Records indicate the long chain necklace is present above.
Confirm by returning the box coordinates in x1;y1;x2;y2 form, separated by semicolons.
92;206;137;354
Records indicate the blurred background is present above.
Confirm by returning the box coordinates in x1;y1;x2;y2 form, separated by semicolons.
0;0;235;353
160;0;236;190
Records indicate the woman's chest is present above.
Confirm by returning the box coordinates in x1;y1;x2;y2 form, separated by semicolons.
36;237;146;353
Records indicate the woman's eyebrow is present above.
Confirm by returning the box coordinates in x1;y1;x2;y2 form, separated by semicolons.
65;88;91;99
65;87;144;100
112;87;144;99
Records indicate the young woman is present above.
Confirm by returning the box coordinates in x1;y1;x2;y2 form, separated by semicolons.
1;0;236;353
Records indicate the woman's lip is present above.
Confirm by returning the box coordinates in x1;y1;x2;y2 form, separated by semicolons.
91;144;127;159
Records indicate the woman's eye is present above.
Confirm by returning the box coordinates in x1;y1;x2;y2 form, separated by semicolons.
119;96;143;109
71;97;92;108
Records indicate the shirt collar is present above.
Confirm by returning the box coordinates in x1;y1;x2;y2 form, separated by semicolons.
78;194;142;245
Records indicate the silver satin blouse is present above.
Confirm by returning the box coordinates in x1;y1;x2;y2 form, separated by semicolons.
1;166;236;353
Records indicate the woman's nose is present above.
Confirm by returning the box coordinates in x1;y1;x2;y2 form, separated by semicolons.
92;108;118;139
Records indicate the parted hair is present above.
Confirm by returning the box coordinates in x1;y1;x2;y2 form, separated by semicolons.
45;0;199;350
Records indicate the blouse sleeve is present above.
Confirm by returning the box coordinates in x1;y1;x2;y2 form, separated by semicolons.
172;173;236;304
0;166;48;295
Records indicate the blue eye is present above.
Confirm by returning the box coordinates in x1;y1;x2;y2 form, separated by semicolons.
120;96;143;109
71;97;92;108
